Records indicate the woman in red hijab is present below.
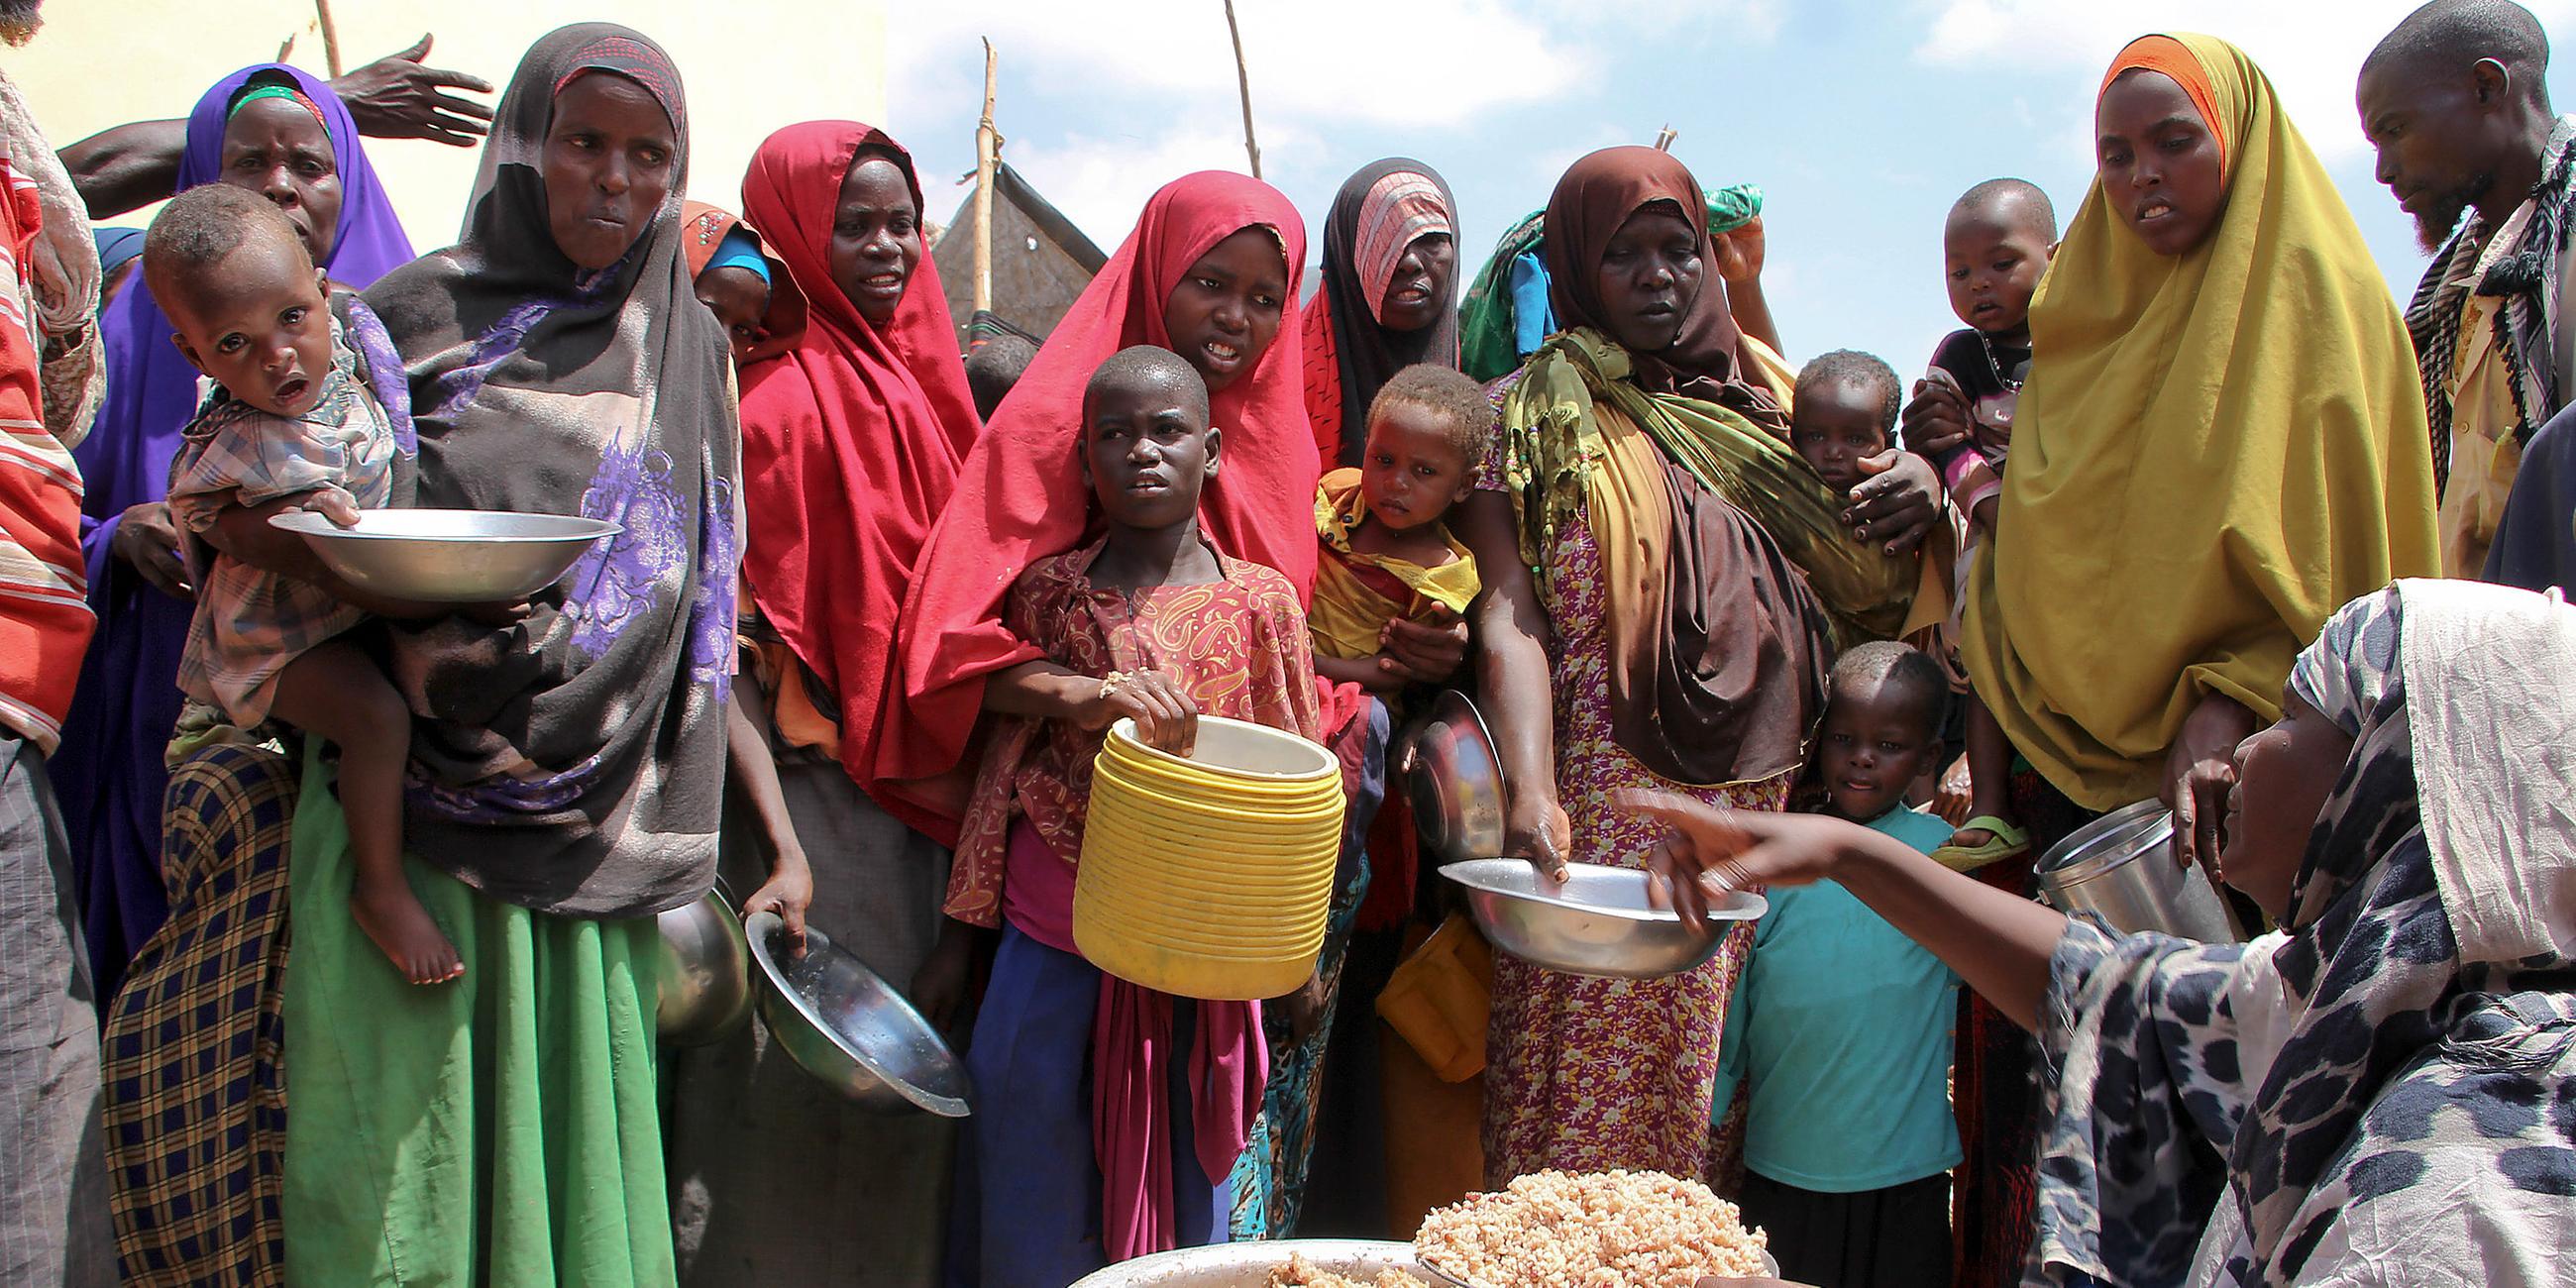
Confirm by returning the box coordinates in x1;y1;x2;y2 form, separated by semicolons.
879;171;1319;823
664;120;978;1288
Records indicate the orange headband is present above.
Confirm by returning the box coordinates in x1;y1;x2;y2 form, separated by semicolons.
2101;35;2227;172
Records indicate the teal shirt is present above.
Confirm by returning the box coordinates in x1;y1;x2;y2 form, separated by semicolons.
1709;805;1962;1193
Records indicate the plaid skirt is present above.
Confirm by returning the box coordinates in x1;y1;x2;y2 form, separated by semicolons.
99;742;295;1287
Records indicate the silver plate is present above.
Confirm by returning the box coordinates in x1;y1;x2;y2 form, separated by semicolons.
1441;860;1766;981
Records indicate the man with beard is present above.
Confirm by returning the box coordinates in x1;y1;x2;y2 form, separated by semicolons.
2361;0;2574;577
0;1;115;1283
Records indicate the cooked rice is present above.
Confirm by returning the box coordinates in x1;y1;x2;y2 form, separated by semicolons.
1265;1251;1427;1288
1413;1169;1770;1288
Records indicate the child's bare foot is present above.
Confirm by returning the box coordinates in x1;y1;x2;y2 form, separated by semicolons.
352;875;464;984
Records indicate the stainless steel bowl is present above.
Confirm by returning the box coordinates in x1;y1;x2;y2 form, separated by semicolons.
2036;800;2245;942
1401;690;1508;864
743;911;973;1116
1441;859;1767;980
656;886;752;1046
269;508;620;602
1070;1238;1423;1286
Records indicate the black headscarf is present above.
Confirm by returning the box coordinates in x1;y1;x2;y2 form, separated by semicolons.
1303;158;1460;468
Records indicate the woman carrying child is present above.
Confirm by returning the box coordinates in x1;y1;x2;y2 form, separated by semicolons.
1461;146;1926;1186
56;61;412;1006
1946;33;2440;1288
665;119;980;1286
161;26;735;1281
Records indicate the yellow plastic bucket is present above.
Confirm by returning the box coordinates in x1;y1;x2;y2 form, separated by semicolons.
1075;716;1344;1001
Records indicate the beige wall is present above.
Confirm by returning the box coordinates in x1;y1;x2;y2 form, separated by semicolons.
5;1;886;242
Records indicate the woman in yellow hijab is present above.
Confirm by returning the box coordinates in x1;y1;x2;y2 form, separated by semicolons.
1951;34;2439;1287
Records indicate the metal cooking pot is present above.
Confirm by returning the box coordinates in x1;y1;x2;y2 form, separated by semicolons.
1401;690;1508;863
2035;800;2244;942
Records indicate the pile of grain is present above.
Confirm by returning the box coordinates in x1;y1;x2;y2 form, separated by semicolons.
1413;1169;1769;1288
1264;1251;1426;1288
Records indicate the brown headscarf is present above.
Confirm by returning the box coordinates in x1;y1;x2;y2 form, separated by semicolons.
1498;147;1831;786
1541;146;1786;426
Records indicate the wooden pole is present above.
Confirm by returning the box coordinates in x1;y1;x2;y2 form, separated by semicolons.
1653;125;1677;152
1223;0;1260;179
277;33;297;63
313;0;344;77
973;39;1000;317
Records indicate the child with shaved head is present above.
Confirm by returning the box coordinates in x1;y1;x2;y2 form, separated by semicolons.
147;183;460;985
934;345;1329;1285
1709;641;1961;1288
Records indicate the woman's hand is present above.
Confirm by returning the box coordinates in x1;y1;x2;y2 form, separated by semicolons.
1378;608;1470;685
911;919;980;1037
1083;669;1199;755
1616;789;1853;928
1711;214;1766;284
110;501;193;599
1505;792;1572;884
741;859;813;950
1279;966;1333;1046
1842;449;1939;556
2162;691;2257;877
332;36;497;148
1901;372;1973;459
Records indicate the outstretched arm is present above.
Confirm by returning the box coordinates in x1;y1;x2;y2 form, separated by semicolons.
61;35;495;219
1622;790;2066;1028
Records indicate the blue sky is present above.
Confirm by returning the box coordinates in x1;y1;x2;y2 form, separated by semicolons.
879;0;2574;377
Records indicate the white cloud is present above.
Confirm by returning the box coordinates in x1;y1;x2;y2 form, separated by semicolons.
1914;0;2576;161
890;1;1590;134
988;122;1315;254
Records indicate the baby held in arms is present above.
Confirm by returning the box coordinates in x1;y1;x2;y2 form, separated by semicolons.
150;185;507;985
1309;364;1488;698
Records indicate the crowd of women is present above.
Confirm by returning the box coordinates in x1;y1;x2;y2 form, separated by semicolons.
2;0;2572;1285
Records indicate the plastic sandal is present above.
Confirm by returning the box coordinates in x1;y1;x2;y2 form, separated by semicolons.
1929;813;2031;873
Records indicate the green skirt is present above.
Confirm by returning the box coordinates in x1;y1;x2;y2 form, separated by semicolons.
281;744;672;1286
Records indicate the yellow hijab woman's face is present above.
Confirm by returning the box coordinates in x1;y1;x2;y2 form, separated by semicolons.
2095;69;2230;257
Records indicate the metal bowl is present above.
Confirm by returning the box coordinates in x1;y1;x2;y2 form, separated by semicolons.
1070;1238;1423;1286
655;885;752;1046
1441;859;1767;980
269;507;620;602
1401;690;1508;864
743;911;973;1116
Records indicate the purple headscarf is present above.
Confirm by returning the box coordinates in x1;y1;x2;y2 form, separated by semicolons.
54;63;413;1006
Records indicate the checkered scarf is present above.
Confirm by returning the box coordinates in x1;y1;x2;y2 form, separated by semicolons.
2404;117;2576;494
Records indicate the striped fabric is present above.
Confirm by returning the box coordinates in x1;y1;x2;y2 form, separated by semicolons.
0;150;93;753
1350;170;1452;317
100;742;296;1287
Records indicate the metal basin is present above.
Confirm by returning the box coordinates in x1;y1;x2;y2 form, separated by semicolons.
743;911;973;1116
655;886;751;1046
1070;1238;1424;1286
1441;860;1767;980
1401;691;1508;864
270;507;620;602
2036;800;2244;941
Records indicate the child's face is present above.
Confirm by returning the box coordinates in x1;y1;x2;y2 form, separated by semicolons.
693;265;771;366
1813;680;1935;823
164;234;334;419
1162;227;1287;393
1942;213;2050;338
2096;70;2228;258
1359;400;1473;535
1789;379;1890;495
1082;377;1218;531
